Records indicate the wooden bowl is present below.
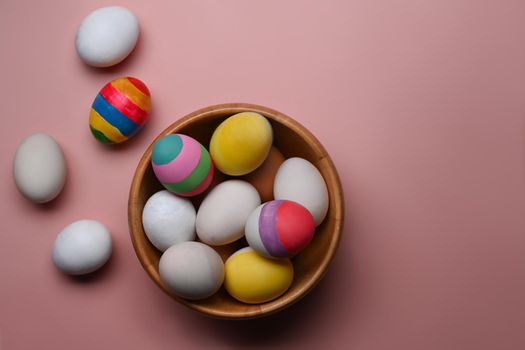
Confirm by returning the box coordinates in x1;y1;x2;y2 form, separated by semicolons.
128;103;344;319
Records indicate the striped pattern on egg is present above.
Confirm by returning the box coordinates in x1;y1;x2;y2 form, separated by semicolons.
151;134;214;197
89;77;151;144
245;200;315;258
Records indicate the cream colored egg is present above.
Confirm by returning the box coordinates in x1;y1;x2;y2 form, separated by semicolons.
13;133;66;203
196;180;260;246
159;242;224;300
274;157;329;226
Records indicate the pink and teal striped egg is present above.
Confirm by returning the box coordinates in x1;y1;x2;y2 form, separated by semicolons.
151;134;214;196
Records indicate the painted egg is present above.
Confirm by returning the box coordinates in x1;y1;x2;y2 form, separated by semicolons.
76;6;139;67
196;180;261;246
89;77;151;144
159;241;224;300
52;220;112;275
245;200;315;258
224;247;293;304
274;157;329;226
151;134;214;196
142;190;196;252
210;112;273;176
13;133;66;203
240;146;285;202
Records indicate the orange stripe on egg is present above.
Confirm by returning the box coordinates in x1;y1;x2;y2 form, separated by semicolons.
111;77;151;113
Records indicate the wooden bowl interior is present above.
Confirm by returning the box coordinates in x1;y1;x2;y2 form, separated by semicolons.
128;104;343;319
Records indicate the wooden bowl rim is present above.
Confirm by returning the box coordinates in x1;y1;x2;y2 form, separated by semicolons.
128;103;344;319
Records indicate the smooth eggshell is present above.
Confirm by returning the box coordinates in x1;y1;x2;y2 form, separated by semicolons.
75;6;139;67
13;133;66;203
159;241;224;300
52;220;112;275
224;247;293;304
240;146;285;202
245;200;315;258
210;112;273;176
196;180;260;246
274;157;329;226
142;190;196;252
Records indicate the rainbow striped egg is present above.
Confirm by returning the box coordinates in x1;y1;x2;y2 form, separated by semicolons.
89;77;151;144
245;200;315;258
151;134;214;197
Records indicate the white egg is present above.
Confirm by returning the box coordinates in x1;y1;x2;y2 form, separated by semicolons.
159;241;224;300
75;6;139;67
196;180;261;246
52;220;112;275
142;190;196;252
274;157;329;226
13;133;66;203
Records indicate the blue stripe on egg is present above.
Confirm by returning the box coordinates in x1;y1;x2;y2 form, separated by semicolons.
92;94;140;136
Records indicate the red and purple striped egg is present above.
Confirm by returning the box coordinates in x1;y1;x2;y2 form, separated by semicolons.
151;134;214;197
245;200;315;258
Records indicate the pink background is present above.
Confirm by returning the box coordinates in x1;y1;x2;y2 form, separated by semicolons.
1;0;525;349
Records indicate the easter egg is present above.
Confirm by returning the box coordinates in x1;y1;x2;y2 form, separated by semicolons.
245;200;315;258
142;190;196;252
151;134;214;196
13;133;67;203
240;146;285;202
159;241;224;300
52;220;112;275
274;157;329;226
210;112;273;176
196;180;260;246
76;6;139;67
89;77;151;144
224;247;293;304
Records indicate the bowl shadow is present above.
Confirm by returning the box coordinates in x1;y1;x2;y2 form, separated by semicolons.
163;263;340;348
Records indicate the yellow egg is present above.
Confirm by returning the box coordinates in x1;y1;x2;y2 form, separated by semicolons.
224;247;293;304
210;112;273;176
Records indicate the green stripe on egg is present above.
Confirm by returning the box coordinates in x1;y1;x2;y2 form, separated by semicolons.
90;127;113;144
163;145;212;193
